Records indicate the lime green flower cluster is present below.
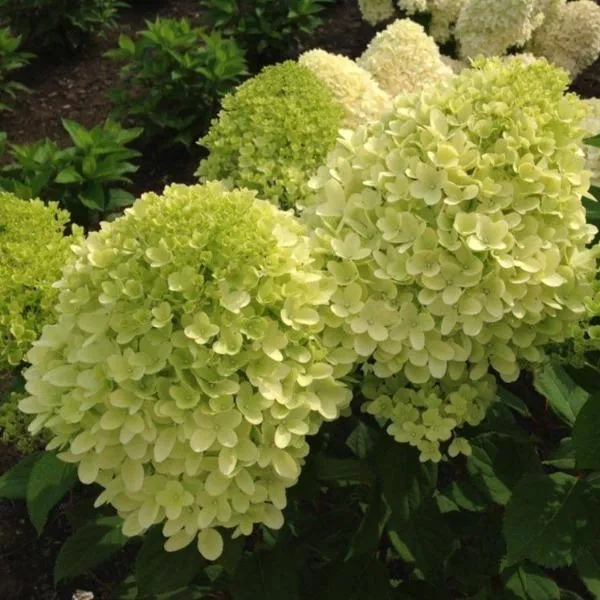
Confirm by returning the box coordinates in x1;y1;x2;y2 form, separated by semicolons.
196;62;345;210
363;371;497;461
531;0;600;78
298;49;391;128
0;390;48;454
303;57;598;460
356;19;453;97
0;193;80;369
20;183;351;560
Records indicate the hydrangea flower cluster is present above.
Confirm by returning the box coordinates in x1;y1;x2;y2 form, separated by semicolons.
357;19;453;96
455;0;542;59
298;49;391;128
362;370;497;461
582;98;600;188
303;58;598;460
196;62;345;210
530;0;600;78
396;0;428;14
20;183;351;559
428;0;467;43
0;193;81;369
358;0;395;25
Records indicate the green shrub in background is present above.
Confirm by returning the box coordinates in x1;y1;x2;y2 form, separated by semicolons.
106;18;248;149
0;389;48;454
0;0;127;52
1;118;142;227
197;61;345;209
0;192;81;370
0;27;33;112
200;0;330;66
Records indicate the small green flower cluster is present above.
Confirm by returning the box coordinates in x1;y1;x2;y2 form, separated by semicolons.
21;183;351;559
196;61;345;210
0;192;81;369
0;390;48;454
303;57;598;460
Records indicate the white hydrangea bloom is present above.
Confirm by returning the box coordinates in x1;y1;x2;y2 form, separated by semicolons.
20;183;351;560
455;0;539;59
357;19;453;96
299;49;391;128
396;0;428;13
358;0;395;24
582;98;600;188
530;0;600;78
302;58;598;461
429;0;467;43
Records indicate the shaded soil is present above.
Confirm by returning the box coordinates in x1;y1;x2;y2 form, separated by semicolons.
1;1;600;598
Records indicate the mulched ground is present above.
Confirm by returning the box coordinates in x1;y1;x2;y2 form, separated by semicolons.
1;0;600;598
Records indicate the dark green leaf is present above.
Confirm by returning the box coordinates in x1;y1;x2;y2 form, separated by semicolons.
502;563;560;599
230;549;300;600
107;188;135;210
136;527;204;596
313;454;373;484
26;452;77;535
498;386;532;418
54;516;128;583
0;452;41;500
584;135;600;148
62;119;94;149
503;473;594;568
346;420;379;459
573;395;600;470
533;364;589;426
347;482;388;558
321;555;390;600
576;542;600;598
377;438;437;523
55;166;83;184
467;433;542;505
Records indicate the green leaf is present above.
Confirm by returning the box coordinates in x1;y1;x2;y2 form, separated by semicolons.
62;119;94;149
583;196;600;227
576;543;600;598
347;482;389;558
573;395;600;470
118;34;136;54
0;453;41;500
584;135;600;148
136;526;204;596
543;438;576;470
313;454;374;484
503;473;595;568
26;452;78;535
533;364;589;426
389;498;455;584
498;386;532;418
55;166;83;184
107;188;135;210
502;563;560;599
346;419;379;459
438;480;488;513
54;516;128;584
230;549;300;599
467;433;542;505
377;437;437;523
78;181;105;211
321;555;390;600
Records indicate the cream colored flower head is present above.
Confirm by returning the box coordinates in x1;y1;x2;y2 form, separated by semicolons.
530;0;600;78
357;19;453;97
303;57;598;461
299;49;391;127
20;183;351;560
358;0;396;25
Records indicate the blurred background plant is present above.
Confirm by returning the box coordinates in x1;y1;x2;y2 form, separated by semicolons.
0;27;33;112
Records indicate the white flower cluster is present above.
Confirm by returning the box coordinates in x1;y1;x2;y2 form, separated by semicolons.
428;0;467;43
530;0;600;78
20;183;351;560
396;0;428;13
298;49;391;128
358;0;395;25
455;0;540;59
582;98;600;189
303;58;598;460
357;19;453;96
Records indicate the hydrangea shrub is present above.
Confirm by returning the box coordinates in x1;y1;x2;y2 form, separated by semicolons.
303;57;598;460
357;19;453;97
196;62;345;210
20;183;351;559
298;49;391;128
0;193;80;369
